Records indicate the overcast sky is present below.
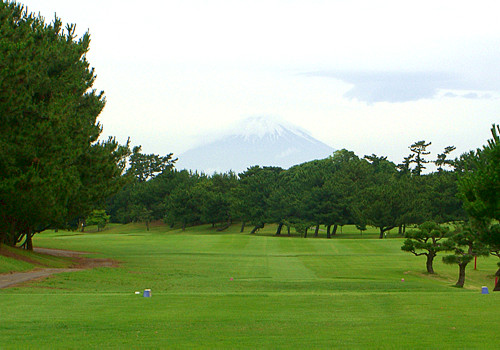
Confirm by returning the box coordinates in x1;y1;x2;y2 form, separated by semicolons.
21;0;500;165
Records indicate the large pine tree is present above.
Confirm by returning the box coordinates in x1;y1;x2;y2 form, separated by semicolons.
0;2;130;248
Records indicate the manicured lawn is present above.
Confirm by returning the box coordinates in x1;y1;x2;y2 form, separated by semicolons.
1;224;498;348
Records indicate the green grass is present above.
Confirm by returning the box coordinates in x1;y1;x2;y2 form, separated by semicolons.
0;253;34;273
0;244;71;273
1;223;499;349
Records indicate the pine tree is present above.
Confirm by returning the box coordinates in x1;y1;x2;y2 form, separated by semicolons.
458;124;500;290
409;140;431;176
401;221;451;274
0;3;130;248
442;223;489;288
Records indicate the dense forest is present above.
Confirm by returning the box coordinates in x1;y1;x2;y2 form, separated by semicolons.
108;142;465;237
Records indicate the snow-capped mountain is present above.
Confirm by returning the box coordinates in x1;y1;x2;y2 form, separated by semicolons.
176;116;335;174
234;116;307;140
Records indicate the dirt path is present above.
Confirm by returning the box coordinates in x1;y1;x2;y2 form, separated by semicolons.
0;247;118;289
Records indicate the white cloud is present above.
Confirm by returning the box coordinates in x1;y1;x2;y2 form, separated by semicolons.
304;70;500;103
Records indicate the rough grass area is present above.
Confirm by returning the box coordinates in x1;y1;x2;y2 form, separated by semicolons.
1;223;498;349
0;244;71;273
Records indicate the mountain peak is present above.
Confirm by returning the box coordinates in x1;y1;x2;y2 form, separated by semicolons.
176;117;334;174
231;116;308;140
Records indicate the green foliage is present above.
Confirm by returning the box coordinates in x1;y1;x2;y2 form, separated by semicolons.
355;223;367;233
409;140;431;176
290;221;315;237
166;185;201;230
435;145;456;172
235;166;283;230
196;173;237;228
417;171;466;223
357;173;408;238
86;210;110;232
107;145;470;241
458;124;500;225
0;3;130;248
457;124;500;288
128;146;176;182
107;152;178;227
401;221;451;273
442;223;490;287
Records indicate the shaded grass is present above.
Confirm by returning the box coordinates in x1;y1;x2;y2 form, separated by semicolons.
0;254;34;274
0;244;71;273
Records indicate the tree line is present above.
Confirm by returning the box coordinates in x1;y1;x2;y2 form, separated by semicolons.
108;141;466;237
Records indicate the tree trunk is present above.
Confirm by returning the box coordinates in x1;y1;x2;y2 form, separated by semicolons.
3;220;16;246
216;219;232;232
426;253;435;274
326;225;331;239
276;222;283;236
455;262;467;287
250;223;264;234
146;220;150;231
287;225;291;236
494;268;500;291
398;225;403;235
379;228;385;239
403;224;406;234
182;221;186;231
332;224;338;235
314;224;320;237
25;229;33;251
240;221;246;233
79;218;85;232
